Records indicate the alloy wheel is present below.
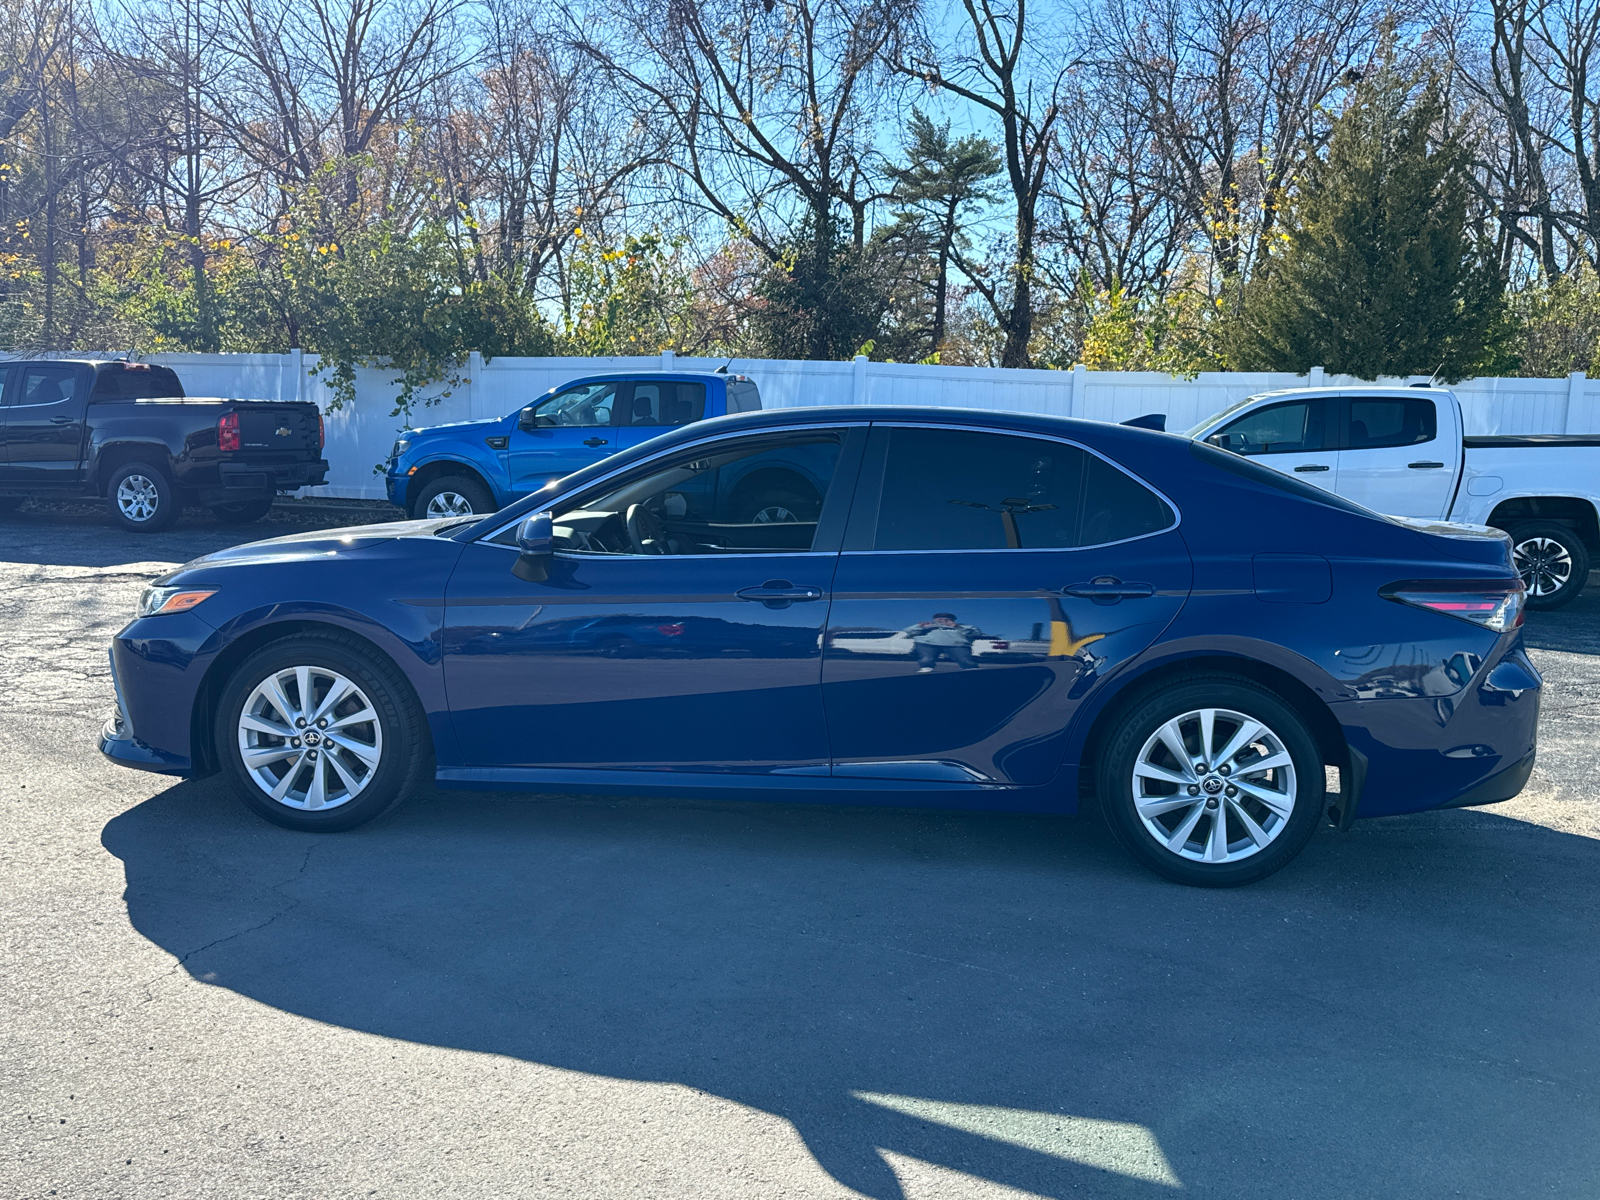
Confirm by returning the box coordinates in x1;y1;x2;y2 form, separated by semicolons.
1130;707;1297;864
425;491;476;518
236;665;383;810
751;505;798;523
1513;536;1573;598
116;475;160;523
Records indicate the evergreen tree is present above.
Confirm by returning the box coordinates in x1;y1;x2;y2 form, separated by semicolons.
883;110;1001;359
1234;65;1509;380
749;211;889;360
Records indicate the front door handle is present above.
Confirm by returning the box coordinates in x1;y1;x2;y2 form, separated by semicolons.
1062;576;1155;603
736;579;824;608
1293;464;1330;473
583;437;608;447
1408;461;1445;469
51;415;74;424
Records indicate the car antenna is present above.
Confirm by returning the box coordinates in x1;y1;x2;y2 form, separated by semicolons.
714;358;732;374
1410;364;1443;389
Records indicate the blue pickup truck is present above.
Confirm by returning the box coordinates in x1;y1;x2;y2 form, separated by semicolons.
385;371;763;518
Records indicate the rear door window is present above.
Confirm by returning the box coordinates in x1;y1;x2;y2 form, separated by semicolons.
1346;397;1436;448
621;381;706;427
861;426;1172;551
1210;399;1329;455
90;365;185;399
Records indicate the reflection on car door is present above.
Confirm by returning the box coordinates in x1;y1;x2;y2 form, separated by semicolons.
4;363;87;484
1335;395;1454;518
442;426;863;775
821;425;1191;785
506;379;623;492
1206;397;1337;492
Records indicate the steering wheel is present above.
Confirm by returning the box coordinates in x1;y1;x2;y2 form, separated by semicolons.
625;503;669;554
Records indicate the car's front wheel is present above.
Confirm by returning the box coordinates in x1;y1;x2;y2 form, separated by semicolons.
1504;520;1590;610
1097;677;1324;887
215;633;428;831
410;475;494;521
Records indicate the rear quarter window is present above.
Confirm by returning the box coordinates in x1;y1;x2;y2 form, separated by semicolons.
91;365;185;399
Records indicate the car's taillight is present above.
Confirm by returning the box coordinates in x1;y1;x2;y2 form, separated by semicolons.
317;414;325;449
1382;579;1525;633
217;412;240;452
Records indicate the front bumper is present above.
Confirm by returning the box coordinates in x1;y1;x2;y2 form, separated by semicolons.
99;710;191;775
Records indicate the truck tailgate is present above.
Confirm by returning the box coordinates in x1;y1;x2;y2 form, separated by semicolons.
232;403;321;455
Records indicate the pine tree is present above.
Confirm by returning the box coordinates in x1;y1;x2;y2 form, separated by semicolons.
1234;64;1509;380
883;110;1001;358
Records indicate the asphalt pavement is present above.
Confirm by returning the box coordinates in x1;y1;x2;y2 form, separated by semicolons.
2;499;1598;1200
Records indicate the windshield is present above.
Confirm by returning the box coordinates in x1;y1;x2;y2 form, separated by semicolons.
1184;394;1268;438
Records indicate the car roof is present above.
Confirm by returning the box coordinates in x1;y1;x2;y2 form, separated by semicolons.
543;371;730;387
1241;385;1456;400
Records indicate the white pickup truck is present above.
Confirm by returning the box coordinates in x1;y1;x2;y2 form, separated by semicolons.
1184;385;1600;609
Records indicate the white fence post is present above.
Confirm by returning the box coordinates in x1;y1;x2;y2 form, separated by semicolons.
662;349;675;371
853;354;868;404
1567;371;1586;433
1309;365;1325;387
468;350;483;416
290;347;304;404
1070;363;1085;417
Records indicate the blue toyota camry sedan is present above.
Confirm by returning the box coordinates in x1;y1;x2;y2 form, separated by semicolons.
100;406;1541;886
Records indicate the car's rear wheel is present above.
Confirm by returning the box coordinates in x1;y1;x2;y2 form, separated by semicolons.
1504;520;1590;610
411;475;494;521
211;497;274;524
215;633;427;831
107;462;180;533
1097;677;1324;887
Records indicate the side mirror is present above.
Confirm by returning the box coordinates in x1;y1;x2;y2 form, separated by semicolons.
511;512;554;582
517;406;538;431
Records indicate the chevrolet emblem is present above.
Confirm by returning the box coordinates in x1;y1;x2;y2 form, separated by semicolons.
275;426;292;436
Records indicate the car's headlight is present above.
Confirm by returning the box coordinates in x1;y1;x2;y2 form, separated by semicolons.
137;586;216;617
390;438;411;461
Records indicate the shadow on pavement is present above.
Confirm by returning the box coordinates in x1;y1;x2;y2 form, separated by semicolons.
0;499;395;570
1522;572;1600;655
103;781;1600;1198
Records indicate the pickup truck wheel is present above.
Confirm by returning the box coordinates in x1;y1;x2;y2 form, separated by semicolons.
411;475;494;521
215;633;427;832
107;462;180;533
1096;677;1323;887
211;497;274;524
1505;521;1591;610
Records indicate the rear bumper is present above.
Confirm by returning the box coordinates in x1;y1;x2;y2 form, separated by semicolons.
192;458;329;504
1337;646;1542;821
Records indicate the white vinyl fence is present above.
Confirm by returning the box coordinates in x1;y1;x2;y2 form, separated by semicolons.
140;350;1600;501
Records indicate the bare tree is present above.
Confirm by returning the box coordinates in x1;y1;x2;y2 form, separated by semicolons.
895;0;1073;368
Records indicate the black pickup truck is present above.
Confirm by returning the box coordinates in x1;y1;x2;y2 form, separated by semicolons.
0;359;328;532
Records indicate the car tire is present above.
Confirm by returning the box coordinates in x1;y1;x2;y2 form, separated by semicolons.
410;475;494;521
1503;520;1590;610
1096;676;1324;887
107;462;180;533
214;632;429;832
211;497;274;524
736;488;818;524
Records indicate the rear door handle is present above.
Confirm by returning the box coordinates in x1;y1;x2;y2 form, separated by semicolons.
736;580;824;608
1062;577;1156;602
1293;464;1330;473
1408;461;1445;469
51;415;74;424
583;437;609;447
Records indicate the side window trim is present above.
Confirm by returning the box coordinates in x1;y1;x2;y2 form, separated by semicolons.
476;422;871;550
841;421;1181;554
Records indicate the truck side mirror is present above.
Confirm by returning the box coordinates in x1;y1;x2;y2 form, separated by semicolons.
511;512;554;582
517;406;538;431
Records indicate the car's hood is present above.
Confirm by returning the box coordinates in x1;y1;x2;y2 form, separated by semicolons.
162;519;448;577
408;416;502;437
